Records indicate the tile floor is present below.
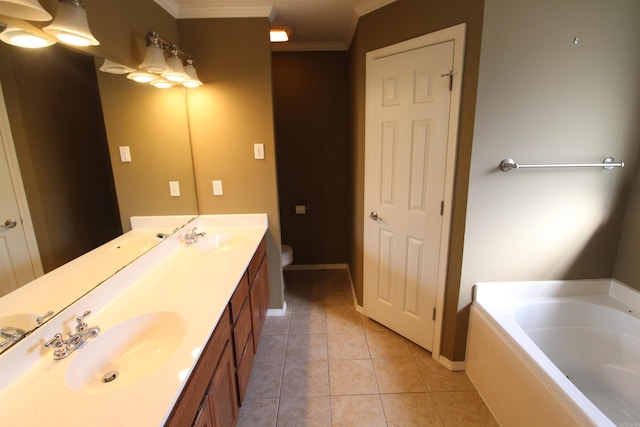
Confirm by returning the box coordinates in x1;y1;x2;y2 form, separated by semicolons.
237;268;499;427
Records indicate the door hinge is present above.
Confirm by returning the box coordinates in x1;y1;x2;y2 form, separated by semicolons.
440;201;444;216
441;71;453;91
432;307;437;321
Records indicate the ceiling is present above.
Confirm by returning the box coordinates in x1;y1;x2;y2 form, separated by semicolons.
154;0;397;51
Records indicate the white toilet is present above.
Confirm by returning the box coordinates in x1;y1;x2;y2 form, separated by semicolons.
281;244;293;267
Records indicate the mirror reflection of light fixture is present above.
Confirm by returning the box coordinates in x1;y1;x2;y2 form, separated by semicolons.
161;46;190;82
270;28;289;43
182;57;203;88
0;0;52;21
99;59;135;75
0;24;55;48
43;0;99;46
129;31;203;89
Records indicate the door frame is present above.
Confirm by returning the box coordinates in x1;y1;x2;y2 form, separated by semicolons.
364;23;465;363
0;83;44;278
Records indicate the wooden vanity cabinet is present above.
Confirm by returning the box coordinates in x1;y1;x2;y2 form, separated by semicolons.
165;306;238;427
165;236;270;427
248;237;269;353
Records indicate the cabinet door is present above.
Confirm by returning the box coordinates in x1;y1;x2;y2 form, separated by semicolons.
209;341;238;427
193;399;213;427
249;264;265;353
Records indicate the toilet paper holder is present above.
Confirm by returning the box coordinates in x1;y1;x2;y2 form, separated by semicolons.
294;203;311;214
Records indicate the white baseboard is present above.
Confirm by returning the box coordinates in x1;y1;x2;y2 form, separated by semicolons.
267;301;287;317
438;355;466;371
285;263;350;271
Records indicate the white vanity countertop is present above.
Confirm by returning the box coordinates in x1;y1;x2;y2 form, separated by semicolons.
0;215;195;323
0;214;268;426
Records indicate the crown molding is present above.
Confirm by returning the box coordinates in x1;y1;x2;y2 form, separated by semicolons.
154;0;180;17
270;41;349;52
154;1;275;20
353;0;397;17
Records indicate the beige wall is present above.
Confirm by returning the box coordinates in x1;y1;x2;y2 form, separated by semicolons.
349;0;485;361
614;153;640;289
177;18;284;309
96;73;197;231
458;0;640;360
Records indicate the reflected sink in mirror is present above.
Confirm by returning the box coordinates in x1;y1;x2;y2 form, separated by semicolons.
108;232;166;255
0;312;53;353
65;312;186;393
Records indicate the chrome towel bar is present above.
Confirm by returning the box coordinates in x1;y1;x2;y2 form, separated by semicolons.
499;156;624;172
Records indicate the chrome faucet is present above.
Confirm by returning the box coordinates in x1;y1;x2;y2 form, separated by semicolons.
44;310;100;360
183;227;206;246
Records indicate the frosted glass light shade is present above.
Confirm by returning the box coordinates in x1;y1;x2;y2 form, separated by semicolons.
150;78;174;89
139;44;171;73
0;25;55;48
161;52;190;82
0;0;52;21
126;69;155;83
182;60;203;88
43;0;99;46
99;59;135;75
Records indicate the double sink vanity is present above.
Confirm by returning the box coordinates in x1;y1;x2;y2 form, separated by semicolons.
0;214;270;426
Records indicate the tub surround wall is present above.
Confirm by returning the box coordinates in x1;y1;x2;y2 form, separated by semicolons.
614;160;640;290
177;18;284;310
456;0;640;361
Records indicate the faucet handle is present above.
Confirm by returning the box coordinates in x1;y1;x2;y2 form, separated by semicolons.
75;310;91;332
44;333;64;349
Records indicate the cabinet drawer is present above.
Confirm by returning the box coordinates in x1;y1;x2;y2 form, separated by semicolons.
232;301;252;366
165;307;231;427
248;237;266;282
229;273;249;324
236;333;255;404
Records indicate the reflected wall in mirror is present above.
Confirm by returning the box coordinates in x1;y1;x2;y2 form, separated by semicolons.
0;35;198;351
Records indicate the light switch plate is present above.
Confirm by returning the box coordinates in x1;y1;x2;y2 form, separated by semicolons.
212;180;223;196
254;143;264;160
119;146;131;162
169;181;180;197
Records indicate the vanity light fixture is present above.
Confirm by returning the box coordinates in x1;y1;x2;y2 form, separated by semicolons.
43;0;99;46
129;31;203;89
150;78;174;89
0;0;52;21
126;69;155;83
161;46;190;82
0;24;55;48
139;31;171;73
182;57;203;88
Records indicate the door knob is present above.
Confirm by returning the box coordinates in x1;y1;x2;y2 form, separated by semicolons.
369;211;381;221
2;219;17;229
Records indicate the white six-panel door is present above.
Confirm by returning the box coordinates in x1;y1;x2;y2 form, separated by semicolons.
0;84;42;297
364;26;465;356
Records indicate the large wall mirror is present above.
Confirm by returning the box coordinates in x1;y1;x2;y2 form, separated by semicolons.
0;33;198;353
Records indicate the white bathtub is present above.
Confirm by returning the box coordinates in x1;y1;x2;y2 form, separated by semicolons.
466;279;640;427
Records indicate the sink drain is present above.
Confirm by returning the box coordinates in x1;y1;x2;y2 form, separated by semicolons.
102;370;119;383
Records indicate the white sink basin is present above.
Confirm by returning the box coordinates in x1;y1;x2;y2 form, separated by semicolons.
196;230;245;252
65;312;186;393
0;313;41;331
